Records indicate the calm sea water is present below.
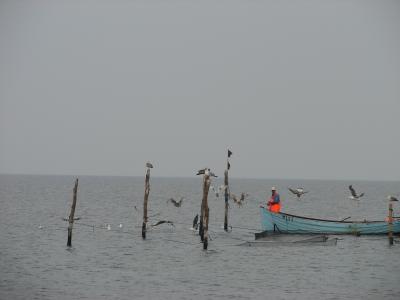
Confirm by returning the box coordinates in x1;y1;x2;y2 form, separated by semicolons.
0;174;399;300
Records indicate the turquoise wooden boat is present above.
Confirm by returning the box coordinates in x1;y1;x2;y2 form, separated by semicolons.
260;208;400;235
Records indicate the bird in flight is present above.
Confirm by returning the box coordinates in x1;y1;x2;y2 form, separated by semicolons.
167;197;184;207
230;192;248;207
388;195;399;202
151;220;174;227
348;185;364;200
288;187;308;199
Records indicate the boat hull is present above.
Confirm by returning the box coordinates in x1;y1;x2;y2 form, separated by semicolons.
260;208;400;235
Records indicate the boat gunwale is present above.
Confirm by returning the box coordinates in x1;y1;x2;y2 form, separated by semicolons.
275;211;388;224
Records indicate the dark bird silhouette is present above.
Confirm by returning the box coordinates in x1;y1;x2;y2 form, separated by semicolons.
388;195;399;202
146;162;153;168
227;161;231;170
288;187;308;199
348;185;364;200
151;220;174;227
192;214;199;230
167;197;184;207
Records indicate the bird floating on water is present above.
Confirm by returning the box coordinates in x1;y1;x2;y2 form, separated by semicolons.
192;214;199;230
106;224;111;230
288;187;308;199
167;197;184;207
119;223;123;228
388;195;399;202
348;185;364;200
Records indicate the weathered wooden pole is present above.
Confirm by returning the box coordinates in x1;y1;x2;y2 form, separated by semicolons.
202;174;211;249
388;203;394;245
67;178;79;247
224;170;229;231
224;149;232;231
142;162;152;239
199;173;209;241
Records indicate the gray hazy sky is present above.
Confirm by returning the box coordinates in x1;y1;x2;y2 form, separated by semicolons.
0;0;399;180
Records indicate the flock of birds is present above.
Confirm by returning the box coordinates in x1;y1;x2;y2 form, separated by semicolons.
287;185;398;202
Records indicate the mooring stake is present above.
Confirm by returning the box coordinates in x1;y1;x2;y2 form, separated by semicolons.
142;162;152;239
67;178;79;247
388;203;394;245
201;172;211;249
224;149;232;231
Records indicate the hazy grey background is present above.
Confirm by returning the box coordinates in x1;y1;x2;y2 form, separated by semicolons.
1;0;399;180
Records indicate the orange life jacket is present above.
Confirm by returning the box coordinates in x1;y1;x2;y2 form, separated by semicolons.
269;202;281;213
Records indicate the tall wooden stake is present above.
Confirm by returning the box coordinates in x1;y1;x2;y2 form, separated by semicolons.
199;174;209;241
67;178;78;247
224;149;232;232
202;174;211;249
388;203;394;245
142;166;151;239
224;169;229;231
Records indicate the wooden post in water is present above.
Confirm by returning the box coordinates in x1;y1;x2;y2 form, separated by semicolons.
67;178;79;247
224;149;232;232
199;173;209;241
142;162;152;239
224;170;229;231
388;203;394;245
202;174;211;249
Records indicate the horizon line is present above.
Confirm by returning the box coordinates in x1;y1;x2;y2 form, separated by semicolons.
0;172;398;183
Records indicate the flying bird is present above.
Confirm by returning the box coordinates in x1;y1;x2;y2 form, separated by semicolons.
167;197;184;207
348;185;364;200
230;192;248;207
151;220;174;227
388;195;399;202
146;162;153;168
210;185;220;197
192;214;199;230
288;187;308;199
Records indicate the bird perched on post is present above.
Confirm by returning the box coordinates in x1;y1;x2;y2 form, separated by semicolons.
288;187;308;199
348;185;364;200
146;162;153;168
167;197;184;207
196;168;217;177
388;195;399;202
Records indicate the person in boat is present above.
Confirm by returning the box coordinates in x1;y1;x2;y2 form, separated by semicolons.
267;187;281;213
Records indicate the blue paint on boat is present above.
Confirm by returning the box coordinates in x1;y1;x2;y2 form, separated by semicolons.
260;208;400;235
